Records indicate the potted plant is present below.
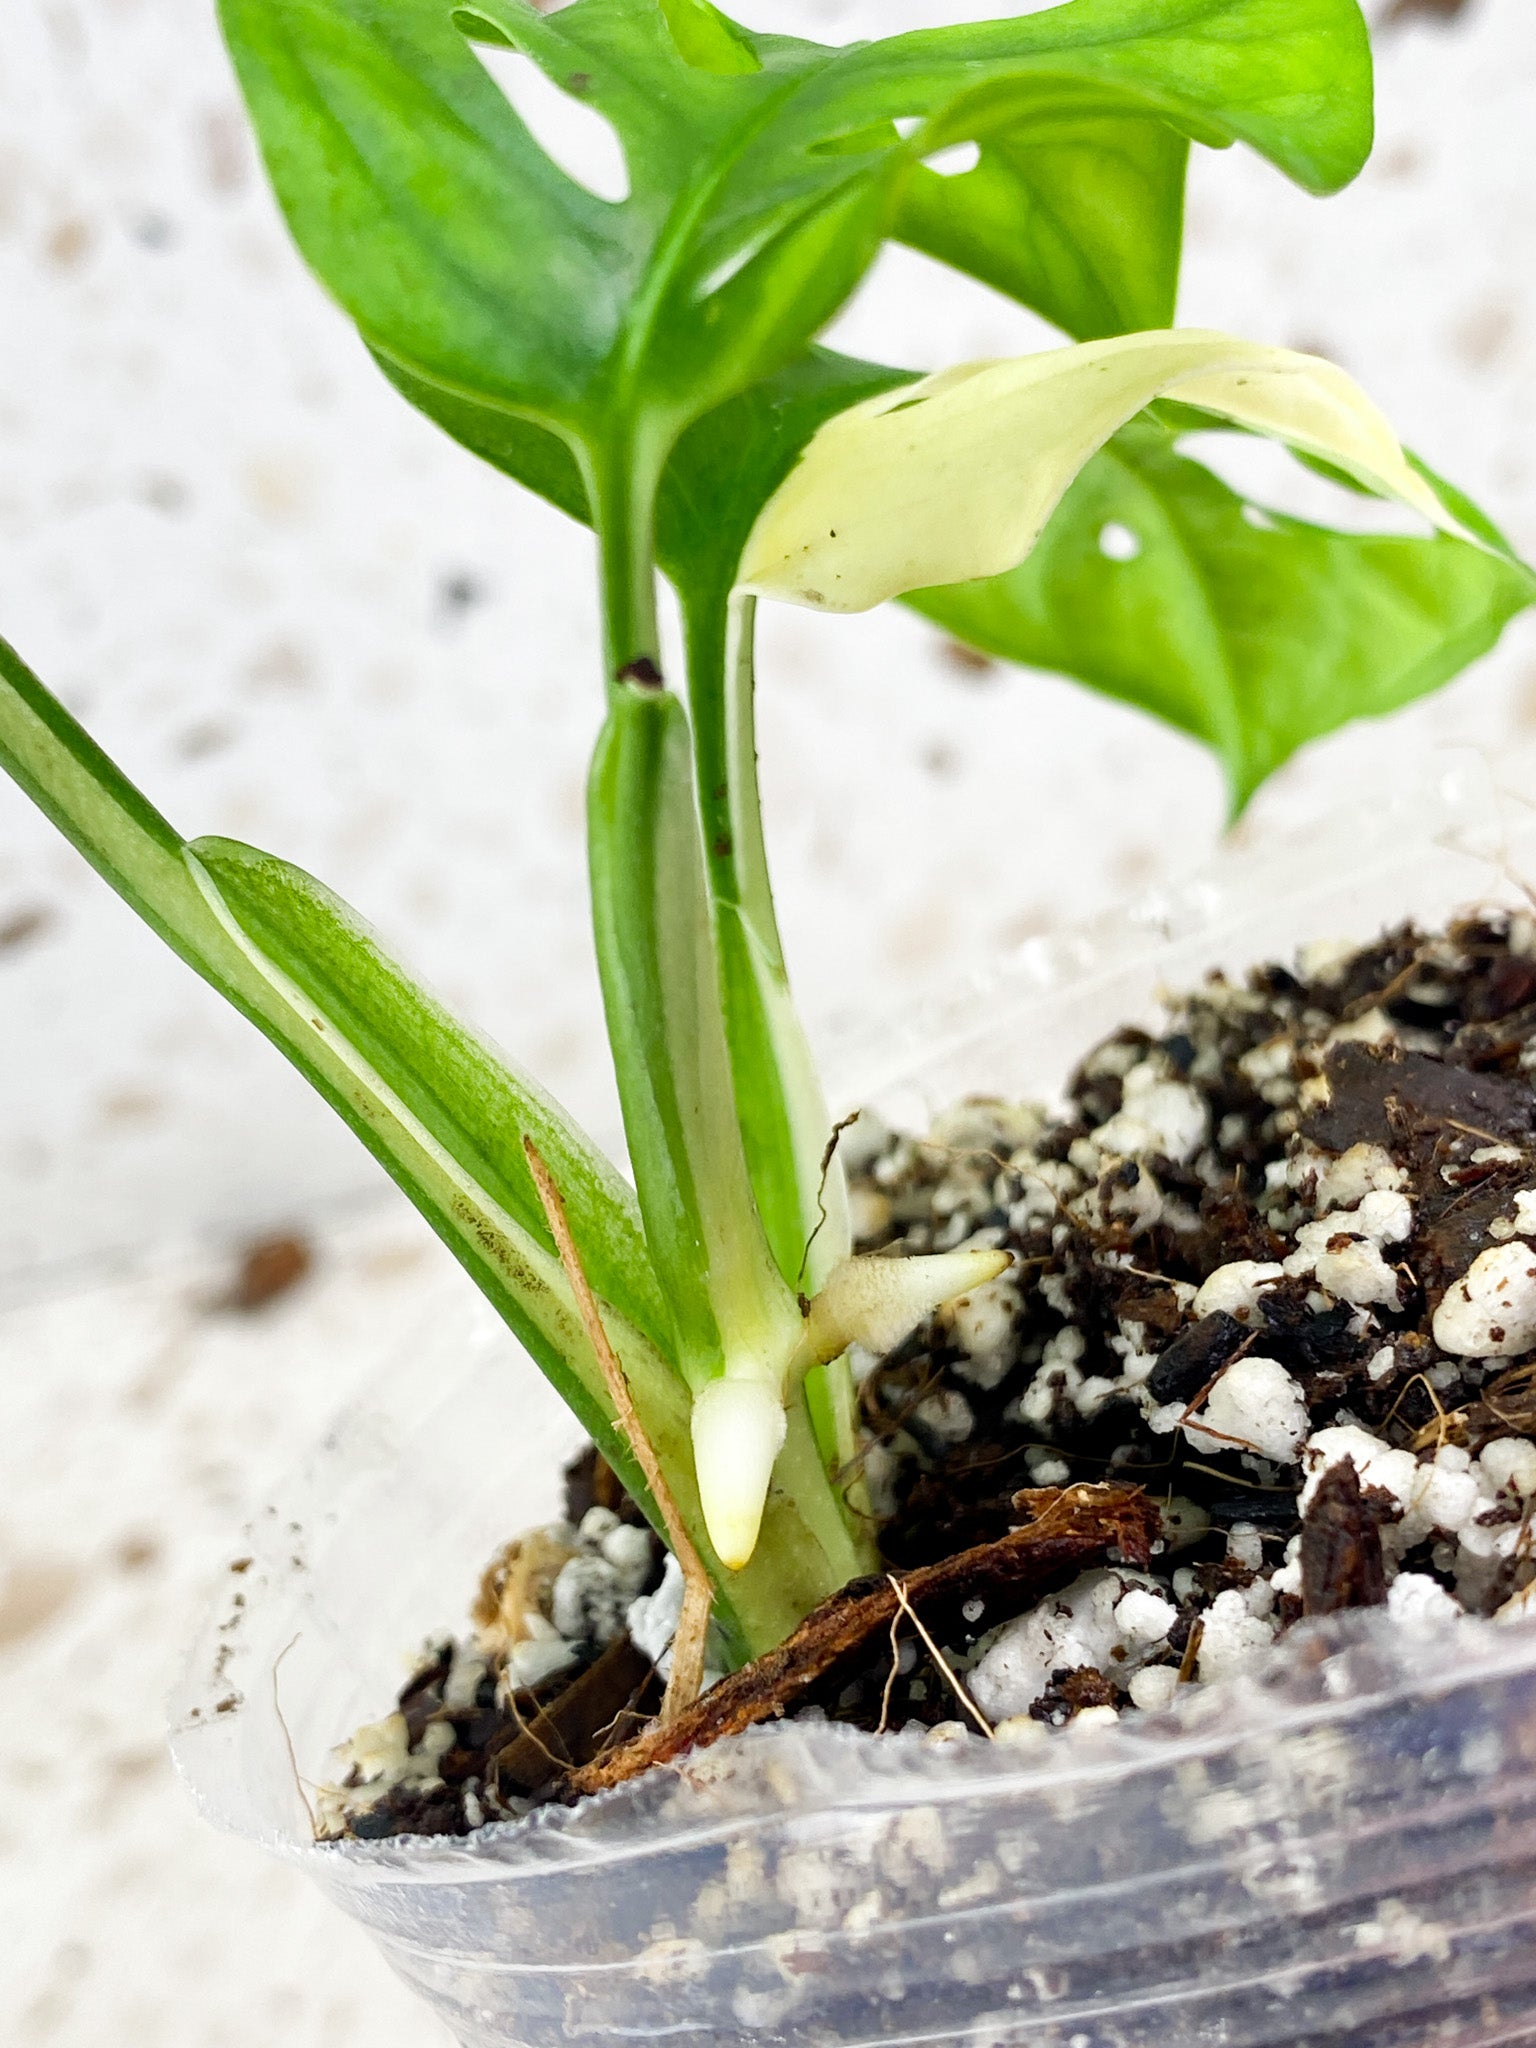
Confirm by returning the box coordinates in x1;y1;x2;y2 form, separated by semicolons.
7;0;1536;2040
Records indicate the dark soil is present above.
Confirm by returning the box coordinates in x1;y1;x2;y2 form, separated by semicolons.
329;912;1536;1838
857;915;1536;1576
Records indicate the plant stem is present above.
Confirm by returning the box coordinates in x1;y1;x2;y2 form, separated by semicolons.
589;435;663;689
684;588;862;1475
684;591;852;1295
584;467;876;1605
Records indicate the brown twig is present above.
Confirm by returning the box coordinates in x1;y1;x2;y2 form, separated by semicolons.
798;1110;860;1289
1431;1114;1505;1148
571;1483;1157;1794
887;1574;994;1739
1175;1334;1256;1431
524;1138;713;1723
1381;1368;1459;1451
1172;1335;1269;1457
1340;945;1429;1023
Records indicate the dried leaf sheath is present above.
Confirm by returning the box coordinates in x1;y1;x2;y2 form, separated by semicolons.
524;1139;716;1721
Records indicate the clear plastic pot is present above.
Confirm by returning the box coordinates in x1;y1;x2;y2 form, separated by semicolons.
172;767;1536;2046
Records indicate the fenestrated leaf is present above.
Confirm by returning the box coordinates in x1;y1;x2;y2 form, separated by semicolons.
224;0;1374;605
216;0;620;424
909;417;1536;808
737;329;1475;611
895;105;1188;341
890;0;1370;340
237;0;1373;1281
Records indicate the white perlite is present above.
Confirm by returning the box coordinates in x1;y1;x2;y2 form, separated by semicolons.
1192;1260;1284;1322
1313;1143;1407;1212
944;1275;1021;1389
1196;1587;1277;1683
1300;1425;1419;1518
1091;1060;1208;1166
1283;1193;1412;1309
1127;1665;1182;1713
318;1712;454;1832
969;1568;1161;1723
503;1635;581;1691
1433;1243;1536;1357
1488;1187;1536;1242
1483;1437;1536;1497
627;1552;685;1665
1113;1587;1176;1648
1387;1572;1463;1630
1011;1324;1085;1425
1184;1355;1309;1464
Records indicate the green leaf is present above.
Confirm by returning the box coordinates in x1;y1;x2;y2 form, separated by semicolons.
889;0;1370;340
372;346;593;526
385;344;905;1290
225;0;1376;1295
657;0;761;77
0;638;653;1479
894;107;1188;341
190;837;668;1351
587;682;801;1390
223;0;1373;589
664;355;908;1290
909;417;1536;807
0;632;867;1658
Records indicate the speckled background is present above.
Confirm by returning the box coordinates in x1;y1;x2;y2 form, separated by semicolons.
2;0;1533;2041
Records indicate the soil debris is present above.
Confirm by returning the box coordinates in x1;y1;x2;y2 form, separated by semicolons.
1300;1458;1389;1615
221;1231;313;1311
316;1446;669;1834
1379;0;1474;26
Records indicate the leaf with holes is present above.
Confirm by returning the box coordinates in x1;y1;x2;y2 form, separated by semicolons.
908;416;1536;808
223;0;1374;1305
221;0;1373;666
894;101;1191;342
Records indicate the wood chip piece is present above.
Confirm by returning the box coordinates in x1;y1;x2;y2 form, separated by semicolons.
1300;1459;1388;1617
567;1484;1158;1796
1304;1044;1536;1154
492;1636;658;1795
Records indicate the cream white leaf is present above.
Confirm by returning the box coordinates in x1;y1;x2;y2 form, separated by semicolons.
738;329;1477;613
801;1247;1013;1368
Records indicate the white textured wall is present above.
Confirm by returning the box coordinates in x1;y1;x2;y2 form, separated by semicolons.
1;3;1534;2045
